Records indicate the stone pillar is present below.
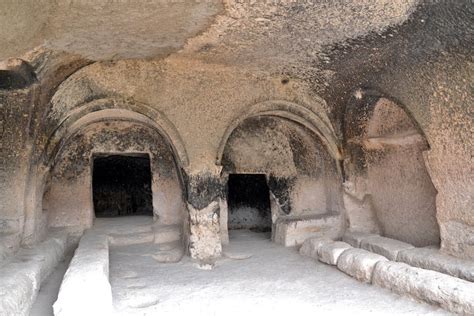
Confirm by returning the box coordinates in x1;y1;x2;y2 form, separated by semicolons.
185;171;224;263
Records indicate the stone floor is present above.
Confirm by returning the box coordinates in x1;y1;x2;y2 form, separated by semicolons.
109;229;451;315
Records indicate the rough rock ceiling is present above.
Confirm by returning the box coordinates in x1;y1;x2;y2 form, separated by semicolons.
0;0;418;63
182;0;419;72
0;0;223;60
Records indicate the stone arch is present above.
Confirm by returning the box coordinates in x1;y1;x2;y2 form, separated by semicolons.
22;99;189;242
343;90;430;150
343;90;440;247
43;98;189;168
217;102;344;246
43;117;187;231
216;100;342;166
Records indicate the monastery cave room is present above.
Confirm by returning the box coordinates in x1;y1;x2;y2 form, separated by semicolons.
0;0;472;315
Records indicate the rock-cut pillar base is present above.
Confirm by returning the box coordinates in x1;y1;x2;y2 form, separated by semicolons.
184;171;224;263
188;201;222;262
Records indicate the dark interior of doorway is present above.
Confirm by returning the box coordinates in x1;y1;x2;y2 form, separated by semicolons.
227;174;272;232
93;154;153;217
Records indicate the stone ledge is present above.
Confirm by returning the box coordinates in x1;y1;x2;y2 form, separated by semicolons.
337;248;388;283
317;241;352;265
360;236;414;260
342;231;379;248
109;230;154;246
299;237;333;259
373;261;474;315
153;224;182;244
0;230;68;316
53;232;112;316
397;247;474;282
274;213;343;247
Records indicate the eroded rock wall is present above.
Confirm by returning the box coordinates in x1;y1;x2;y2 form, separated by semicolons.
0;0;471;261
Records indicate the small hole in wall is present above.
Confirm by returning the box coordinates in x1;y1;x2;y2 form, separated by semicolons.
227;174;272;232
92;154;153;217
281;78;290;85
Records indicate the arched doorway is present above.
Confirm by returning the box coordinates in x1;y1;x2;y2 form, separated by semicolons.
220;115;343;245
43;119;186;230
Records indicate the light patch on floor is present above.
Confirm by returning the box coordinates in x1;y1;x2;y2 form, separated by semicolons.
109;230;451;316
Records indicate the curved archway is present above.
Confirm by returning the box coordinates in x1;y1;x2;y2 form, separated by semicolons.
219;114;344;246
22;100;189;243
43;98;189;167
216;100;342;166
44;118;186;231
343;93;440;247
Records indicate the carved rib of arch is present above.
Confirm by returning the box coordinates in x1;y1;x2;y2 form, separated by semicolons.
43;98;189;168
216;100;342;166
344;91;430;149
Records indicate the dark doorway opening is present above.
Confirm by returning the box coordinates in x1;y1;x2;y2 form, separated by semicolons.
93;154;153;217
227;174;272;232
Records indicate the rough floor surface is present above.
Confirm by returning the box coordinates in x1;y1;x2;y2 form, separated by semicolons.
109;230;450;315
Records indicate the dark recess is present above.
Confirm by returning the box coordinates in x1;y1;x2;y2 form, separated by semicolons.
227;174;272;232
93;154;153;217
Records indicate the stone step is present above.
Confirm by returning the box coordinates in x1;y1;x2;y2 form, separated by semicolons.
0;230;68;316
336;248;388;283
108;230;155;246
342;231;379;248
299;237;333;259
373;261;474;315
343;231;474;283
317;241;352;265
274;212;343;247
397;247;474;282
153;224;182;244
152;241;184;263
359;236;414;261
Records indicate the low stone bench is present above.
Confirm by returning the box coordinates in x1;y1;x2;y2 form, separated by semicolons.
373;261;474;314
0;230;68;316
342;231;379;248
397;247;474;282
336;248;388;282
302;231;474;314
317;241;352;265
274;213;343;247
53;231;112;316
108;230;154;246
299;237;333;259
360;236;414;260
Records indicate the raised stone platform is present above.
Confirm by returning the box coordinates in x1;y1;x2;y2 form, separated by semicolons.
0;230;69;316
337;248;388;283
274;213;343;247
299;232;474;314
299;236;333;259
53;216;185;316
54;231;111;316
317;241;352;265
360;236;414;261
397;247;474;282
342;231;379;248
373;261;474;314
